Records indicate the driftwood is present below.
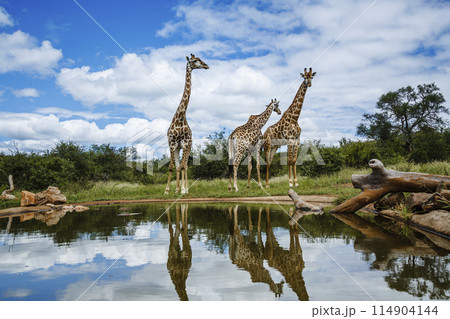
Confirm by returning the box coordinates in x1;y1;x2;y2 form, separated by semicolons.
288;189;323;225
288;189;323;212
330;159;450;214
0;175;17;200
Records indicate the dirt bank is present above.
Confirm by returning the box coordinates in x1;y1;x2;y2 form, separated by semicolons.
0;195;335;217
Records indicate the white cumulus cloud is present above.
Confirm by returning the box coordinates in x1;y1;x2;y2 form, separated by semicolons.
13;88;40;98
0;30;62;75
52;0;450;148
2;0;450;152
0;112;170;153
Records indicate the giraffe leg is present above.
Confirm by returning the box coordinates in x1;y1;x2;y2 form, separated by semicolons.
266;145;278;188
256;154;262;188
181;204;186;230
233;151;244;192
247;153;252;189
293;142;299;187
174;147;181;193
228;137;234;192
228;163;233;192
255;141;263;188
233;205;238;231
165;147;177;195
264;144;271;188
180;141;191;194
166;206;172;227
247;207;253;234
180;170;185;194
234;164;239;192
288;145;294;188
288;163;293;188
176;169;180;193
183;168;189;194
165;170;172;195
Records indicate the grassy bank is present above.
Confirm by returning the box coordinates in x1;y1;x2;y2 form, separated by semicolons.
1;160;448;209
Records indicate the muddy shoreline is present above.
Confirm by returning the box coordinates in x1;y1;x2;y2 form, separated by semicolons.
0;195;335;216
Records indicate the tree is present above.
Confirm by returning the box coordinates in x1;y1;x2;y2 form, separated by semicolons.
357;83;448;153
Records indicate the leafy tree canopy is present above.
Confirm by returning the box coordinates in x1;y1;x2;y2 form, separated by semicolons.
357;83;448;153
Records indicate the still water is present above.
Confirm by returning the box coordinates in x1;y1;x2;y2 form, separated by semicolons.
0;203;448;301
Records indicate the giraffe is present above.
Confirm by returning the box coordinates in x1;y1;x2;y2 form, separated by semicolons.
167;204;192;301
228;99;281;192
228;205;285;298
263;68;316;188
264;207;309;300
165;54;209;195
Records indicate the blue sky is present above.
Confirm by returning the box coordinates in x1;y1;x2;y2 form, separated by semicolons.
1;0;450;153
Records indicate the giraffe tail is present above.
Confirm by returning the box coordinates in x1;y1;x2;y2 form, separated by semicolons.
228;136;234;179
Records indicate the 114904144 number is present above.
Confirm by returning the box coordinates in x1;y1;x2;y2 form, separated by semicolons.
372;305;438;316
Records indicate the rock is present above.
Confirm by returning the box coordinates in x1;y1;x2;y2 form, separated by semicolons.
379;209;450;237
34;210;66;226
21;191;36;207
74;205;89;212
0;194;17;200
60;205;74;212
21;186;67;207
20;213;36;222
35;186;66;206
410;210;450;236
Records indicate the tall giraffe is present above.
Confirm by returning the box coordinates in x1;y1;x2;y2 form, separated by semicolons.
165;54;209;195
228;99;281;192
167;204;192;301
263;68;316;188
264;207;308;301
228;205;285;298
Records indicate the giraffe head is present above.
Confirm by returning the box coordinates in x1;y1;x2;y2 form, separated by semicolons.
300;67;316;87
270;98;281;115
186;54;209;70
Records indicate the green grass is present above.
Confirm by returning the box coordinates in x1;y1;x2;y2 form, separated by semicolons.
1;160;448;208
64;166;368;203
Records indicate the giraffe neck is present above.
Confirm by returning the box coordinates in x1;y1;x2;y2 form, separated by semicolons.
283;81;308;123
173;63;192;124
254;103;275;130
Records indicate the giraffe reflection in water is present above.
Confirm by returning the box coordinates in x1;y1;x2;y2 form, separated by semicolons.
166;204;192;301
228;205;308;300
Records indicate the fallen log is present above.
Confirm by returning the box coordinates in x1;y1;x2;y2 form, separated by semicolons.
288;189;323;225
330;159;450;214
0;175;17;200
288;189;323;212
